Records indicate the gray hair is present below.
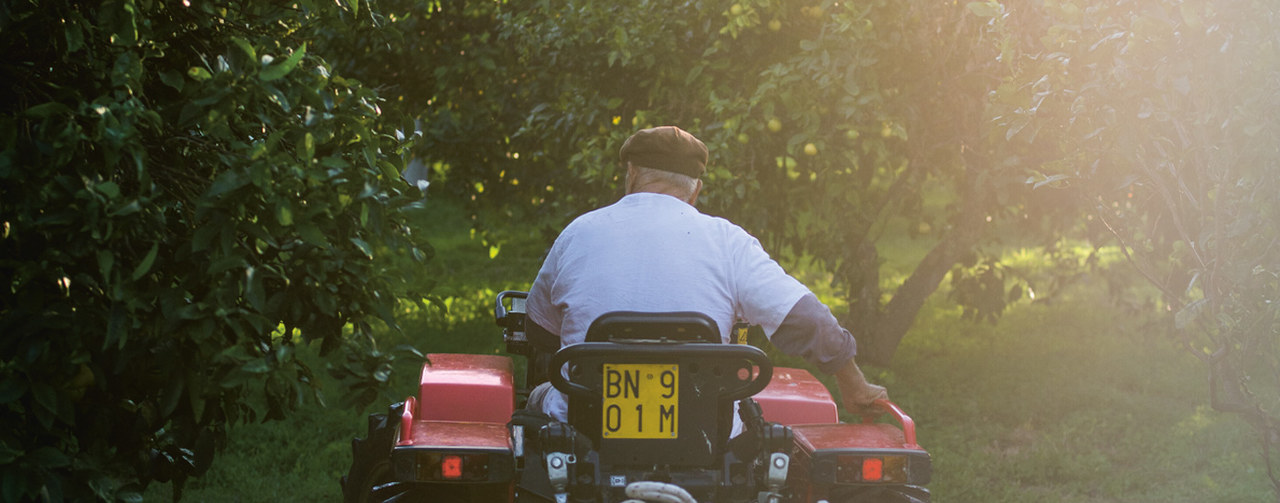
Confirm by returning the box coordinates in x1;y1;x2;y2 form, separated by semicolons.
628;164;700;200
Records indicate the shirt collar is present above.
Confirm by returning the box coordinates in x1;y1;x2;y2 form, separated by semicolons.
619;191;693;207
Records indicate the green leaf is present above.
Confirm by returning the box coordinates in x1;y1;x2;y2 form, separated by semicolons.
109;200;141;217
230;36;257;60
105;306;127;350
966;2;1002;18
189;376;205;421
96;181;121;199
64;19;85;52
260;42;307;82
24;102;73;119
97;250;114;280
242;222;279;248
111;3;139;46
30;382;57;414
1032;174;1070;189
1175;298;1208;330
0;378;27;404
112;51;142;89
207;255;246;276
297;222;328;247
206;171;245;198
27;447;70;468
264;84;291;113
320;157;350;169
394;344;425;360
350;237;374;259
1;467;25;502
116;491;144;503
0;443;21;464
187;66;213;81
245;266;266;311
378;160;399;181
160;372;185;417
131;242;160;280
299;132;315;161
276;203;294;226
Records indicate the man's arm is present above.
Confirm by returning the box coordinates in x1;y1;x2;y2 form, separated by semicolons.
769;293;888;414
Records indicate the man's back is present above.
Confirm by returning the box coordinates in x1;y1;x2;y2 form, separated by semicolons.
526;192;807;348
523;125;884;425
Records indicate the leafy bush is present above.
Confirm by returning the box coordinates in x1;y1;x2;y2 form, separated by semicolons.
0;1;427;499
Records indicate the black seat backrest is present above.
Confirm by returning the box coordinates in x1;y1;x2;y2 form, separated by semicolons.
585;311;721;343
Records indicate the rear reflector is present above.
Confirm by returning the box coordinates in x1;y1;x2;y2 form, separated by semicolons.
836;455;909;484
416;452;492;482
862;457;883;481
441;455;463;480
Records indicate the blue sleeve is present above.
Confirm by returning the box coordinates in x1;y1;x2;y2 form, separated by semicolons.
768;293;857;374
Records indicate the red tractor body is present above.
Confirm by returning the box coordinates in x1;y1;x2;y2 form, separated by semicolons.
343;292;930;502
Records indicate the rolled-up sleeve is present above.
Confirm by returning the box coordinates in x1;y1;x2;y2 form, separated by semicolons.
769;293;858;374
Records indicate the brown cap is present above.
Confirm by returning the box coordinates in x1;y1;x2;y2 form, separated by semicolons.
619;126;708;178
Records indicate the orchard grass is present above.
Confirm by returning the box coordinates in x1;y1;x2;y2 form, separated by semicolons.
885;293;1270;502
147;207;1268;501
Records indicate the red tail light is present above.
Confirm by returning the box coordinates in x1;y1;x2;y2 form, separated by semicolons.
414;452;494;482
836;455;909;484
862;457;883;481
441;455;464;480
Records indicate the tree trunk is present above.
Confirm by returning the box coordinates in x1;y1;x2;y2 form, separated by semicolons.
855;211;985;366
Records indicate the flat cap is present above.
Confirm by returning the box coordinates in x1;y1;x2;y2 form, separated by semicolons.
619;126;708;178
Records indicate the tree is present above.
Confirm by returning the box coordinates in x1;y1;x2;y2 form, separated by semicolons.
338;0;1046;366
0;1;427;499
972;0;1280;495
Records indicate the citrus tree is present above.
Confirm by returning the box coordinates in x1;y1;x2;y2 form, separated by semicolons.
1;1;428;499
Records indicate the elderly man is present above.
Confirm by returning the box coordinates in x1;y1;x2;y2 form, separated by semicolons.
524;126;887;427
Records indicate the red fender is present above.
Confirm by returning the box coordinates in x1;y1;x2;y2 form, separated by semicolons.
753;367;840;425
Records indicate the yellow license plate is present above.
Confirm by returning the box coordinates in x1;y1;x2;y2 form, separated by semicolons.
601;363;678;439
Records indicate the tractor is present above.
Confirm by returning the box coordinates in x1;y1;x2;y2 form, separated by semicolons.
342;291;930;502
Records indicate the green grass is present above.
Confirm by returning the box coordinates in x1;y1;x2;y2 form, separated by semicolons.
146;201;1272;501
886;292;1271;502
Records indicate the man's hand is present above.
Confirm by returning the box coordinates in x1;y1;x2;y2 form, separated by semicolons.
841;381;888;416
833;359;889;416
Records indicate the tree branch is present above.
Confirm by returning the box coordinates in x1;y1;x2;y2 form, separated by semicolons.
1092;202;1182;308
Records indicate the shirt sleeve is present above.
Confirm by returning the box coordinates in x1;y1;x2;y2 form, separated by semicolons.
770;293;858;374
526;239;565;338
731;233;809;336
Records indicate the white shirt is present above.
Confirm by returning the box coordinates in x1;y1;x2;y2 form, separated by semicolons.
527;192;811;423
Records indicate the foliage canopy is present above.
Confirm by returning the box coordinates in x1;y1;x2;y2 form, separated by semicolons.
1;1;427;499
